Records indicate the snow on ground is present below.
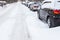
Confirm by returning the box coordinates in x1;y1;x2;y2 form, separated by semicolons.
0;2;31;40
23;2;60;40
0;1;60;40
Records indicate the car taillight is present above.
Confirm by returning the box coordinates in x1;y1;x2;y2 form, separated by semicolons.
34;6;38;8
53;10;60;14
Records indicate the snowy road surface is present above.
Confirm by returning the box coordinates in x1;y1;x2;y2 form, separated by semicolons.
0;1;60;40
0;2;31;40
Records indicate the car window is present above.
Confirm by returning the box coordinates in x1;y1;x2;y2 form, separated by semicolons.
43;1;51;4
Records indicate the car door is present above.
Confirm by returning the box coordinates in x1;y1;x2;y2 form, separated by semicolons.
40;1;51;20
40;9;48;21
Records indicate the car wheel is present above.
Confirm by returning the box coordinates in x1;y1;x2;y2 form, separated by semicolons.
47;17;56;28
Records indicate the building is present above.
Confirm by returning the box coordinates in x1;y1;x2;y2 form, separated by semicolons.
0;0;44;3
0;0;17;3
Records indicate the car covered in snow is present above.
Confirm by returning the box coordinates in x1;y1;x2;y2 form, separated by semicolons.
0;1;7;7
28;2;41;11
22;2;26;5
22;1;30;7
27;2;34;8
38;0;60;28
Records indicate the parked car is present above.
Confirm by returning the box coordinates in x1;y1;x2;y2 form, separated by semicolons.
27;2;34;8
28;2;41;11
38;0;60;28
22;2;26;6
22;1;29;7
0;1;7;7
26;1;30;7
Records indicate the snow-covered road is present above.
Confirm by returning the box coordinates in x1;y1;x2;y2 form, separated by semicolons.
0;1;60;40
0;2;31;40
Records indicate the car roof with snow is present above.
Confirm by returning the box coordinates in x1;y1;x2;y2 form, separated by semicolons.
28;2;35;5
0;1;6;3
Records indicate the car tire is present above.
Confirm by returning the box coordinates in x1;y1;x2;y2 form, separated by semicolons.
47;17;56;28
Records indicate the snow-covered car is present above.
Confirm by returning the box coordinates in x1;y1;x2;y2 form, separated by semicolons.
27;2;34;8
22;1;29;7
38;0;60;28
29;2;41;11
0;1;7;7
22;2;26;6
28;2;41;11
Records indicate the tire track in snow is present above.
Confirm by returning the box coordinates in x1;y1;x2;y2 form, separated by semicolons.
0;3;18;26
10;2;32;40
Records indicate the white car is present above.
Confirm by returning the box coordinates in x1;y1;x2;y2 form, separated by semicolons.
27;2;34;8
0;1;6;7
28;2;41;11
38;0;60;28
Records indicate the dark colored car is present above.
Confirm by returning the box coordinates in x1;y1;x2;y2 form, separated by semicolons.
38;0;60;28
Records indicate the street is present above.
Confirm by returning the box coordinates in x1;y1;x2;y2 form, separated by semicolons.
0;1;60;40
0;2;31;40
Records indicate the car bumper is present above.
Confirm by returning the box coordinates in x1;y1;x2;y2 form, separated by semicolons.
50;15;60;26
54;18;60;26
51;14;60;18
